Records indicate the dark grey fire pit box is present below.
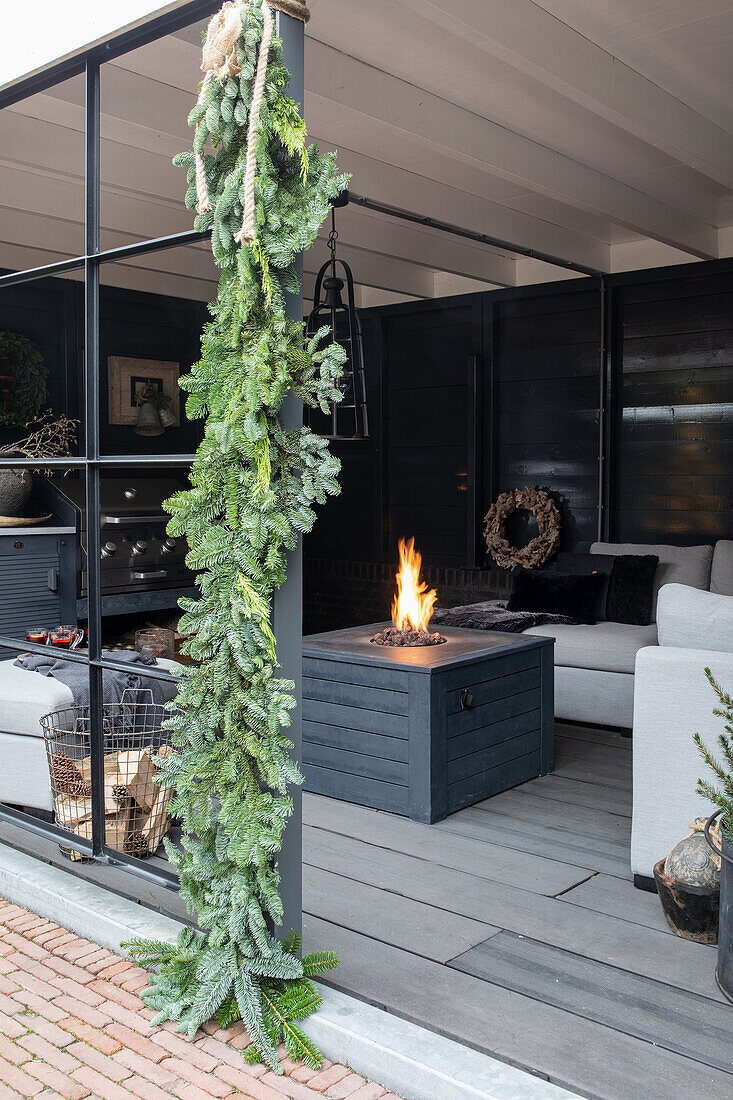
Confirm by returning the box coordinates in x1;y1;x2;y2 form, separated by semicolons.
302;624;554;823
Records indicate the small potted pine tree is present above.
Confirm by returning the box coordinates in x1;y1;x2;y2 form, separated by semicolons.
695;667;733;1002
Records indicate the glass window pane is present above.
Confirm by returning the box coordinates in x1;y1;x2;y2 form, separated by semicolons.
0;75;86;266
98;242;215;458
100;18;208;250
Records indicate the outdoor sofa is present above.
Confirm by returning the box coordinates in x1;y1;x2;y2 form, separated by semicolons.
521;540;733;730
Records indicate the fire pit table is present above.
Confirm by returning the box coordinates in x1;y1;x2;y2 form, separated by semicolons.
302;623;554;823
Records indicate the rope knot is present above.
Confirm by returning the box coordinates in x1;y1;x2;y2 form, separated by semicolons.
202;1;246;79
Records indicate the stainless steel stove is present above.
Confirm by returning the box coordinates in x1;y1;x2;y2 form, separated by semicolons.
36;477;195;616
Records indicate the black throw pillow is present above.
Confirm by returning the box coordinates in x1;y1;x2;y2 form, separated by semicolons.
507;570;606;625
546;552;615;621
605;555;659;625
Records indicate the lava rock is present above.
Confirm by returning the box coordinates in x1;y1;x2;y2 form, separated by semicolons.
370;626;447;647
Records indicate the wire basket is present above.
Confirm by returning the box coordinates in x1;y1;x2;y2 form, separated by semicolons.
40;690;174;863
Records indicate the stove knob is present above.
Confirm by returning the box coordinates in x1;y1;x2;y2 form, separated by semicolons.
100;542;117;559
124;488;137;500
160;538;176;555
131;540;148;556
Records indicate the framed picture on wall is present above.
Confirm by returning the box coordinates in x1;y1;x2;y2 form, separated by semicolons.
107;356;180;426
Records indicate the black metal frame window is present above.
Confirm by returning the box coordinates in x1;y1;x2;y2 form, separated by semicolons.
0;0;226;895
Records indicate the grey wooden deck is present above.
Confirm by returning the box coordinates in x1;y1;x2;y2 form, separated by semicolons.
302;722;733;1100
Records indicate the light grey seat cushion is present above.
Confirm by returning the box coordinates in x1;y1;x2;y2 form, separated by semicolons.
657;583;733;654
591;541;713;621
0;656;180;738
554;665;635;728
522;621;657;674
0;661;74;737
711;541;733;597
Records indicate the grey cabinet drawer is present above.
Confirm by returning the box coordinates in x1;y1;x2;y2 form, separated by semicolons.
0;536;62;640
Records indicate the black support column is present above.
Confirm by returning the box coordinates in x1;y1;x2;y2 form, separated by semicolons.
273;8;305;939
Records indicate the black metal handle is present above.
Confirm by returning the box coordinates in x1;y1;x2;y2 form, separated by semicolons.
460;689;474;711
102;513;166;525
47;567;59;592
704;809;725;857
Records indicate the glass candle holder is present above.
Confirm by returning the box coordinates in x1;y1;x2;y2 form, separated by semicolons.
49;626;75;649
25;627;48;645
135;627;174;661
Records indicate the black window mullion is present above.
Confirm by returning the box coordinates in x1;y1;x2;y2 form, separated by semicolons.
84;57;105;859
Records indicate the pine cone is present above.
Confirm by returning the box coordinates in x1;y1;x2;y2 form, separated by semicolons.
125;832;149;858
64;781;92;797
112;784;129;805
49;751;85;794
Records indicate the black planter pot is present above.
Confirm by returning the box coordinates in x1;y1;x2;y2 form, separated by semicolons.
705;811;733;1003
653;859;719;944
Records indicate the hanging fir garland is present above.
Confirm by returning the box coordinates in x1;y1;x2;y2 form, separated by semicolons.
0;331;48;428
124;0;348;1073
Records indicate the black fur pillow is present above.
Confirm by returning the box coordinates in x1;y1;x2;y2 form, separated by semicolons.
605;555;659;625
547;552;615;621
507;570;606;625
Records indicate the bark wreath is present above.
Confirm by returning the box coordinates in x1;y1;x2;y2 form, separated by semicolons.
484;487;561;570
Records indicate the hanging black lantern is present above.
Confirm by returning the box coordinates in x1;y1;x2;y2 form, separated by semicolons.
305;194;369;440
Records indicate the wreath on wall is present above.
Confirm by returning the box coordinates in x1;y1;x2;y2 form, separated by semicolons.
484;486;561;570
0;331;48;428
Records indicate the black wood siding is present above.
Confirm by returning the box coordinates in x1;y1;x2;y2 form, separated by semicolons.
611;268;733;544
382;298;481;564
491;285;601;553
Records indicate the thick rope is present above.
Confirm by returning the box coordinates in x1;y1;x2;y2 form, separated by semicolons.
194;0;309;220
235;0;274;244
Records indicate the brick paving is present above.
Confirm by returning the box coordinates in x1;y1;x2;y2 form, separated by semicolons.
0;901;403;1100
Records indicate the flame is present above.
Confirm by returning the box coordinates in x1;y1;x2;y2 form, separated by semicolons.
391;537;437;632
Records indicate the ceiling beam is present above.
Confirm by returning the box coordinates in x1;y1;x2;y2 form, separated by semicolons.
398;0;733;191
311;136;609;274
305;40;718;260
6;49;614;273
319;204;516;286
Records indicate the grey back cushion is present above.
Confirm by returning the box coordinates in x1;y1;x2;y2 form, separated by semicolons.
657;583;733;654
590;542;713;622
711;541;733;596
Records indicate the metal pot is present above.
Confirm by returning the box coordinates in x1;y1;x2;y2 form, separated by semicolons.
653;858;719;944
0;463;32;517
705;811;733;1002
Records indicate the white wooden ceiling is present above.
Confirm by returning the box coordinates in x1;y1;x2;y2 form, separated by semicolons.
2;0;733;305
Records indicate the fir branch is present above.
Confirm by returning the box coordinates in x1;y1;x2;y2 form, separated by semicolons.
128;0;342;1075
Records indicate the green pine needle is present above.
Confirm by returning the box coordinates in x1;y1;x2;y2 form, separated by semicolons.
126;0;341;1074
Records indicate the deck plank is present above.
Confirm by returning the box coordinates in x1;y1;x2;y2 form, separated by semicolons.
303;792;594;896
514;773;632;817
304;915;733;1100
472;788;632;845
302;826;723;1001
553;736;632;791
452;931;733;1075
303;865;498;963
560;872;676;934
436;805;632;878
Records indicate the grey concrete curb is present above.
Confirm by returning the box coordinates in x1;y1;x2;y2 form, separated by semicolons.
0;841;579;1100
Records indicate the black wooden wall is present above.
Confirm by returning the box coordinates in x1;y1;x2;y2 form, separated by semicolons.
490;283;600;553
306;259;733;587
611;265;733;545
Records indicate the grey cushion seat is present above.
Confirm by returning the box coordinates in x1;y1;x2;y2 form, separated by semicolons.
523;621;658;675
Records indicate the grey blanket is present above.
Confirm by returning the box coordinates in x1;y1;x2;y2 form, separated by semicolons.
431;599;575;633
15;649;168;714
